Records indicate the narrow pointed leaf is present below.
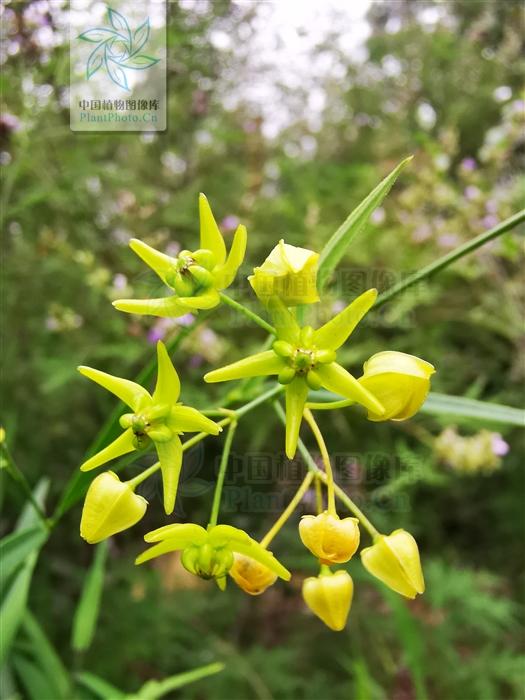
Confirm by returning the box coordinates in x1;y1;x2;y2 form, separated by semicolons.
204;351;284;383
153;341;180;405
156;436;183;515
169;405;221;434
112;296;189;318
136;662;225;698
268;296;300;343
214;224;247;290
71;541;108;653
0;527;47;590
232;540;291;580
285;378;309;459
23;612;71;699
317;363;384;415
80;429;135;472
75;671;126;699
318;156;413;290
199;194;226;264
78;366;151;411
314;288;377;350
144;523;206;544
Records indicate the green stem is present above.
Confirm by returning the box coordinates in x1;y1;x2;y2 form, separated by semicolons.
219;292;276;335
273;402;380;539
303;408;336;516
209;420;238;527
127;462;162;490
375;209;525;308
306;398;354;411
1;444;50;528
235;383;284;417
259;471;314;548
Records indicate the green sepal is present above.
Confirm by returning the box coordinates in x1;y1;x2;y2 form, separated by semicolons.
155;435;183;515
213;224;248;290
317;362;384;415
78;366;151;412
314;288;377;351
169;405;221;435
199;194;227;265
285;378;309;459
204;350;284;383
152;341;181;405
79;428;136;472
176;288;221;310
208;524;252;546
112;296;190;318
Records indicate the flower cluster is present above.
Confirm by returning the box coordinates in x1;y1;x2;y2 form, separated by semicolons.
76;186;435;632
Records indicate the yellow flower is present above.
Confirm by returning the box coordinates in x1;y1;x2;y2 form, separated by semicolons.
358;351;435;421
229;552;278;595
248;240;319;306
299;511;360;564
302;569;353;631
360;529;425;599
80;471;147;544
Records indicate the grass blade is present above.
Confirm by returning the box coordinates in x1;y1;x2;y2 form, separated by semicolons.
75;671;126;699
71;540;108;652
21;611;71;699
137;662;225;699
0;527;48;589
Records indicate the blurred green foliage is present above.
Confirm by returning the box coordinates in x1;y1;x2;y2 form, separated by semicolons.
1;1;524;698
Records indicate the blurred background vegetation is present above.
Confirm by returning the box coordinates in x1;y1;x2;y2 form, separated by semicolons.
1;0;524;698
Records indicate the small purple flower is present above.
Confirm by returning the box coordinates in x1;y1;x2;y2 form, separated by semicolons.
189;354;204;368
437;233;460;249
482;214;499;229
464;185;481;201
112;273;127;291
412;224;432;243
491;434;509;457
460;157;477;172
176;313;195;327
221;215;240;232
165;242;181;257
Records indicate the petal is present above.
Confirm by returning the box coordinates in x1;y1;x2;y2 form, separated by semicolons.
268;297;300;343
79;429;136;472
176;288;221;310
199;193;226;265
204;351;285;383
285;378;309;459
135;539;188;565
317;363;384;416
169;405;222;435
384;529;425;595
153;341;181;405
78;366;151;411
313;288;377;351
155;436;183;515
112;296;189;318
129;238;175;285
144;522;207;543
208;524;252;546
231;540;291;580
213;224;247;290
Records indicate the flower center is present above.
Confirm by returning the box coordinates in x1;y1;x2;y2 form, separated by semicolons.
272;329;336;390
164;248;216;296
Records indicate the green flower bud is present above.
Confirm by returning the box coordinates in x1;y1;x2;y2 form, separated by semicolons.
119;413;134;429
306;370;322;391
181;543;234;580
189;264;214;289
172;271;195;297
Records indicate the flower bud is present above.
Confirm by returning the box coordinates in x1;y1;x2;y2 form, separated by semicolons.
302;570;353;631
299;511;360;564
229;552;278;595
248;240;320;306
80;472;148;544
358;351;435;421
360;529;425;599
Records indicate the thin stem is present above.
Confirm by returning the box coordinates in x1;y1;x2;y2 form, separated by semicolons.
259;471;314;548
236;384;284;417
273;402;380;539
1;444;49;528
219;292;276;335
375;209;525;308
314;475;324;514
209;419;238;527
306;398;353;411
303;408;336;516
127;462;162;489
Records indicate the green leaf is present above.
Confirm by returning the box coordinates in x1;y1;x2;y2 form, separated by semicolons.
420;393;525;427
71;540;108;652
0;527;48;590
318;156;413;290
75;671;126;699
21;611;71;699
12;653;59;700
135;662;225;699
307;389;525;427
0;481;49;666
